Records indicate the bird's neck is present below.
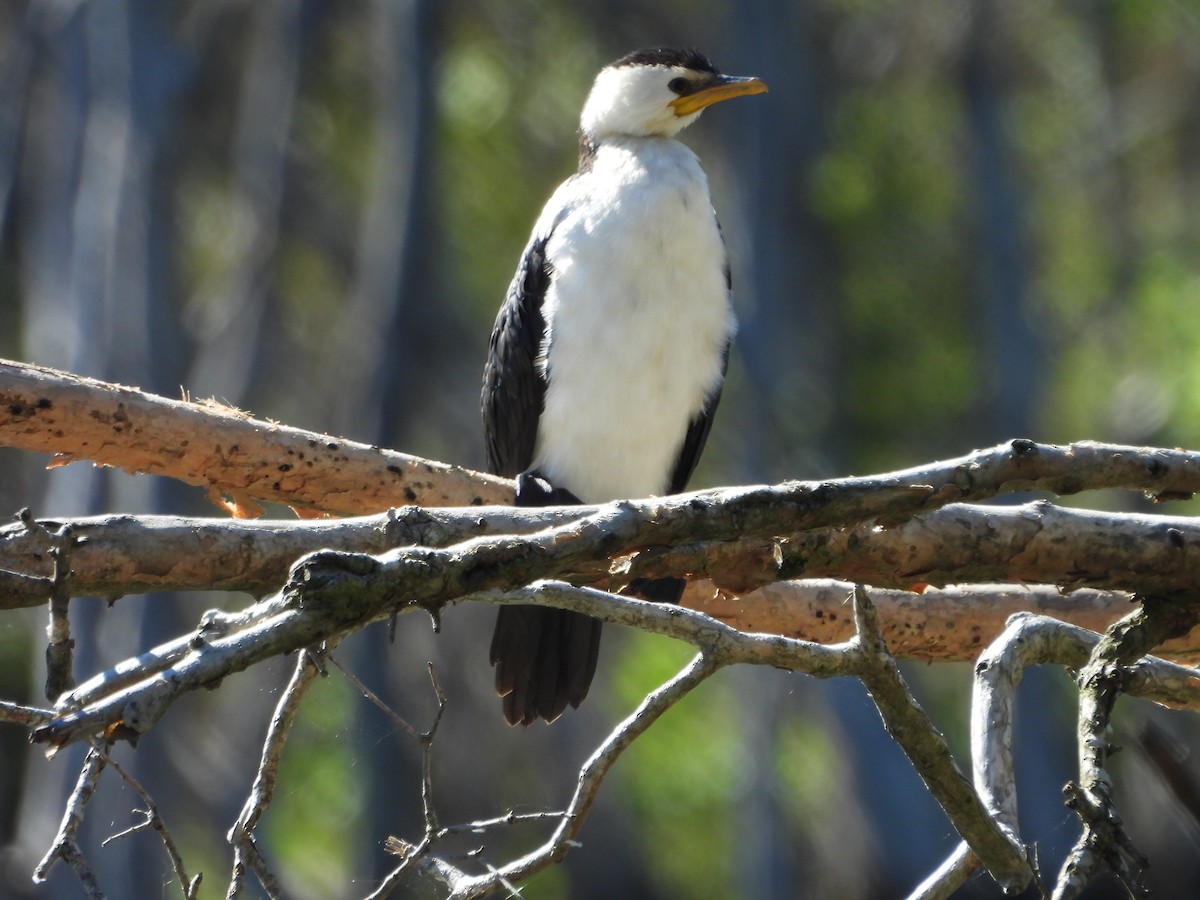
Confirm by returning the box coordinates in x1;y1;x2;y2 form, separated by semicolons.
577;129;684;173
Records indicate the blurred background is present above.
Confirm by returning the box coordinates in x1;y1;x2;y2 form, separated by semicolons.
3;0;1200;897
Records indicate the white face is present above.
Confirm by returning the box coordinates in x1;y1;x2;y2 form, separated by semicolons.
579;64;705;139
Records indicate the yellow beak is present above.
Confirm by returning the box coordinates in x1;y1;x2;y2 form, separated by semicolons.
669;75;768;117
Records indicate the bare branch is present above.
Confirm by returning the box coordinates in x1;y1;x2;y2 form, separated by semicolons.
1053;597;1200;899
327;652;420;740
642;500;1200;598
6;368;1200;523
0;506;577;606
227;646;328;898
447;648;723;898
904;842;983;900
32;743;109;897
0;698;53;727
367;665;467;900
0;358;510;515
10;390;1200;899
103;754;202;900
848;586;1030;891
954;612;1200;900
691;579;1200;664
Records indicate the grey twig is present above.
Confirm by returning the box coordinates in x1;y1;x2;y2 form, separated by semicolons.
103;752;202;899
364;663;469;900
445;648;722;899
327;652;419;740
846;585;1031;893
911;612;1200;900
1051;598;1200;900
32;743;109;898
8;439;1200;604
226;646;328;899
20;508;79;701
904;842;984;900
0;698;53;727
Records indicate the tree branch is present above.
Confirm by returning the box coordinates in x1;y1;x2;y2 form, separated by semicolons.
10;360;1200;898
912;611;1200;899
1054;596;1200;899
446;646;722;899
4;359;1200;526
0;358;510;515
227;646;329;899
32;743;110;898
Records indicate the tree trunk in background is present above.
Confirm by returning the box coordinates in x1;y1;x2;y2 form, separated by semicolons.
12;2;195;896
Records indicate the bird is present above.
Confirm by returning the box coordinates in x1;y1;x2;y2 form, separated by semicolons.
481;47;767;726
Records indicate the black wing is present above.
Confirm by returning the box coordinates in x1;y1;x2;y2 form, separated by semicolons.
668;247;733;495
483;199;604;726
667;336;731;494
481;229;554;478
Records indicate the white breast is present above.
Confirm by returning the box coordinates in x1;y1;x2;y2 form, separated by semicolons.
532;137;735;504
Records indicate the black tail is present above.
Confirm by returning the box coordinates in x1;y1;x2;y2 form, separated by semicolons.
490;605;603;726
489;473;686;726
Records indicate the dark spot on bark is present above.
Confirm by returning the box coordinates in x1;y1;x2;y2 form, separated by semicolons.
36;397;52;409
404;487;417;502
9;403;23;415
387;465;402;475
471;496;484;506
278;463;292;472
326;442;339;450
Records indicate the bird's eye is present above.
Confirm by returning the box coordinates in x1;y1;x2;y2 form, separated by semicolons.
668;77;689;95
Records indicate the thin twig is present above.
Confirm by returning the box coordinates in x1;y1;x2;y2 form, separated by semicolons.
910;611;1200;900
327;651;419;739
0;697;53;727
33;743;110;897
436;809;570;839
364;662;463;899
904;842;983;900
103;751;202;899
26;511;78;701
1051;598;1199;899
446;650;723;899
421;663;447;837
226;645;329;898
847;585;1031;893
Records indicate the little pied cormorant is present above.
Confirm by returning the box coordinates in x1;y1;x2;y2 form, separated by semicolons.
482;48;767;726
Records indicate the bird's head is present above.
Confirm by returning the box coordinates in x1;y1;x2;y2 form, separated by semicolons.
580;48;767;140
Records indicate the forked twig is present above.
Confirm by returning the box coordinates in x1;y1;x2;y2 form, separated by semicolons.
33;743;109;898
103;752;202;899
226;645;330;898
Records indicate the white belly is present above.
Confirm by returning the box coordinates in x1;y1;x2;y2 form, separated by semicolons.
532;138;735;504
